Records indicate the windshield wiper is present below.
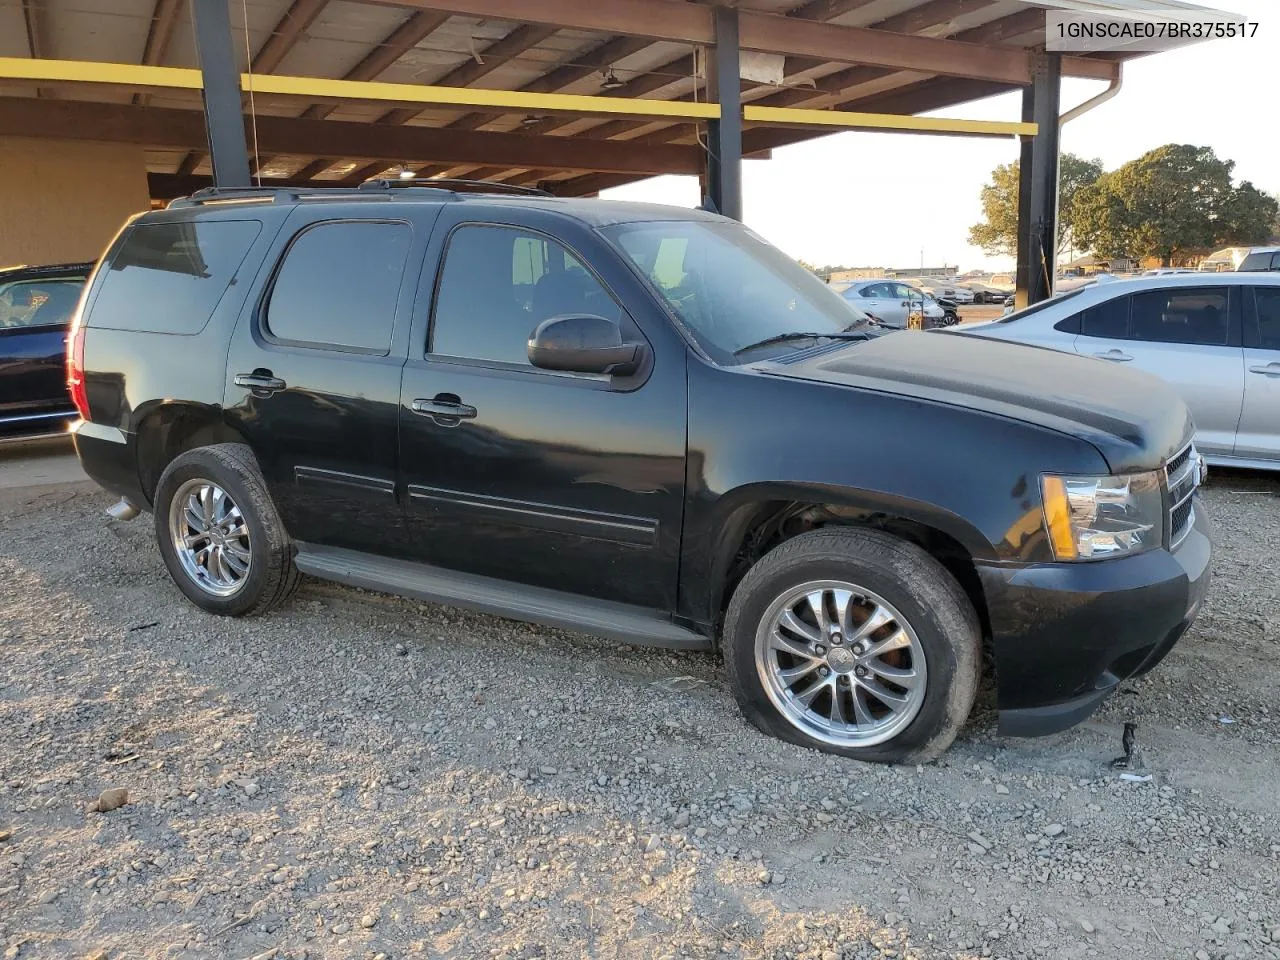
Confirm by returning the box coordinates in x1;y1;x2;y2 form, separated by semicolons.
733;330;869;356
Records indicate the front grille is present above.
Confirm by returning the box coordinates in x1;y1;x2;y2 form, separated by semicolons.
1165;441;1200;548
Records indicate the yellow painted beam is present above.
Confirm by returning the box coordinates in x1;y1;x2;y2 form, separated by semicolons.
744;104;1037;138
0;57;720;121
0;58;1038;136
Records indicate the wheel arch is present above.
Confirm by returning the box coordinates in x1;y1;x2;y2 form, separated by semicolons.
133;402;250;508
701;483;995;644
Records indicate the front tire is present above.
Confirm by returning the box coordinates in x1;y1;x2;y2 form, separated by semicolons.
153;443;300;617
723;527;980;764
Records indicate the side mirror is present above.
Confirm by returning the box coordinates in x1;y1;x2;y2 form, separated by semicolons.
527;314;647;376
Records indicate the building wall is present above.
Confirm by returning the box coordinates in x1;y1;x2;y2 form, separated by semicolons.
0;137;150;267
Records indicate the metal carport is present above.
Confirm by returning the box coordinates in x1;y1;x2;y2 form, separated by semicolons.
0;0;1225;303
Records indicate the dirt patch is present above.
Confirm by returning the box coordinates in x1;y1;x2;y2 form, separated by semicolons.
1;473;1277;959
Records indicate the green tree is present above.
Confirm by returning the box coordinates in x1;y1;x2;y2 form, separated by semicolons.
1073;144;1279;265
968;153;1103;257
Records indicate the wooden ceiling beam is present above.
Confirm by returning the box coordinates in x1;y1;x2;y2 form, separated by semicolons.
374;22;559;126
0;97;705;175
448;34;653;132
253;0;330;74
292;9;453;179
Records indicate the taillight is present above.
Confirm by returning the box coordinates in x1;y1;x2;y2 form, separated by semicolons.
66;317;89;421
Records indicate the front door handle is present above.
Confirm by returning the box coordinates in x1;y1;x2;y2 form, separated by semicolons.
234;372;287;395
412;395;477;426
1093;349;1134;362
1248;362;1280;377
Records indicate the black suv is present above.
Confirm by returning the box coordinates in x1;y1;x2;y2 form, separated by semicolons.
70;183;1211;763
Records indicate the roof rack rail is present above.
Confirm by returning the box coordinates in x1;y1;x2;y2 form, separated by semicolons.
168;186;305;208
358;177;552;197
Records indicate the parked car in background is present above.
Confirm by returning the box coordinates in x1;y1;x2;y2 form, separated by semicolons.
838;279;946;328
1236;246;1280;272
70;183;1209;763
1;262;93;441
913;277;975;304
961;280;1006;303
1201;247;1249;272
964;273;1280;470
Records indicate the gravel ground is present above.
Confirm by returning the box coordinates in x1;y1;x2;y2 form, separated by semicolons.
1;472;1278;960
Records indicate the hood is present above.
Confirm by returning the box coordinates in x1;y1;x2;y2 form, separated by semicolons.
756;330;1192;473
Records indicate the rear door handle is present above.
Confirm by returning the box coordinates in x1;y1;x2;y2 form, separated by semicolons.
412;396;477;425
234;373;287;394
1248;362;1280;377
1093;350;1134;362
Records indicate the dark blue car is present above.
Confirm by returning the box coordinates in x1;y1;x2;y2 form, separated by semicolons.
0;261;93;441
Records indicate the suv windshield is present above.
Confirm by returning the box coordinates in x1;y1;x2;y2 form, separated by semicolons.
604;219;873;363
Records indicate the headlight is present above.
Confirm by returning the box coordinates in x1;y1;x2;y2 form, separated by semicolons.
1040;471;1164;560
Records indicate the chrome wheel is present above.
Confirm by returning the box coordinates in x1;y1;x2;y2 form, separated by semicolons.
755;580;928;748
168;479;251;597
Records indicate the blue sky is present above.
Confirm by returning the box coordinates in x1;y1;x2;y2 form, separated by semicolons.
603;0;1277;273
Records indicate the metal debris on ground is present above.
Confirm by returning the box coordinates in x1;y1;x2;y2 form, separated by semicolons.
1110;721;1140;769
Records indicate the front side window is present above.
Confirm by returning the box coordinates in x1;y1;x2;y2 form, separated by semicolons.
431;224;621;366
1130;288;1229;346
266;221;411;353
0;279;84;329
606;220;871;363
93;219;261;334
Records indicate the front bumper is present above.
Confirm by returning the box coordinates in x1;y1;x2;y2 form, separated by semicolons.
977;497;1212;737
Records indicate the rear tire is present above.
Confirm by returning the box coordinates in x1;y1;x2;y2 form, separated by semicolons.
723;527;980;764
153;443;300;617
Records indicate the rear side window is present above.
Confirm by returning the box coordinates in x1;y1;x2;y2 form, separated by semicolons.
265;221;411;354
92;220;260;334
1130;288;1229;345
1080;296;1130;339
1254;287;1280;349
0;279;84;329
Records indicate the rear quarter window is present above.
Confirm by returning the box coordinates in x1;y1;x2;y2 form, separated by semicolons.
88;219;261;334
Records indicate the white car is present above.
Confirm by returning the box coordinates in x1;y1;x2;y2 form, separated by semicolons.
963;273;1280;470
837;279;947;328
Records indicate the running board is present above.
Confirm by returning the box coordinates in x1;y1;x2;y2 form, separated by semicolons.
293;543;712;651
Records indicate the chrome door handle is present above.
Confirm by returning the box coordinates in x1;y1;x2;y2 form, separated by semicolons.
412;396;477;425
1248;363;1280;377
1093;350;1133;362
234;373;287;394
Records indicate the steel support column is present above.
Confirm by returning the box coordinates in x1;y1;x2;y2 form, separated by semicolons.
190;0;251;187
704;7;742;220
1014;53;1061;308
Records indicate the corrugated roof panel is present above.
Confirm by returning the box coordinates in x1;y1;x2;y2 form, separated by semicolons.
40;0;152;63
273;0;413;79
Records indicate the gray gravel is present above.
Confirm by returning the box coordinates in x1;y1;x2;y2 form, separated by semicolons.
1;470;1278;960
